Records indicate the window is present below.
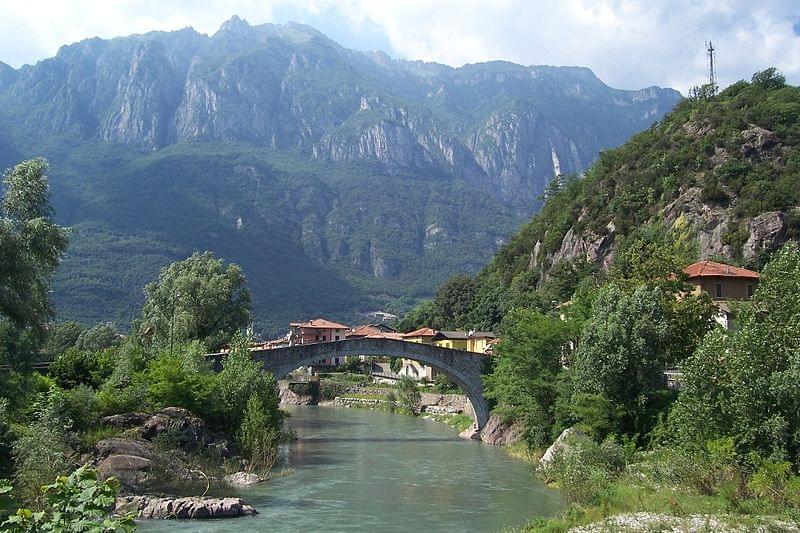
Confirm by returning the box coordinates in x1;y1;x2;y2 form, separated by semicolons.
747;284;754;298
322;335;327;341
335;335;340;341
315;335;320;341
715;282;723;298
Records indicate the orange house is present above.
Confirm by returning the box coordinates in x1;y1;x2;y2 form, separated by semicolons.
683;261;759;301
289;318;350;367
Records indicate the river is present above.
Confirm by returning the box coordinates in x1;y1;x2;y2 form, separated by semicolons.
138;406;564;532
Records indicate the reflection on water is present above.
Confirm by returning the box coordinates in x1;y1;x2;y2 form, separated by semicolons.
138;406;563;532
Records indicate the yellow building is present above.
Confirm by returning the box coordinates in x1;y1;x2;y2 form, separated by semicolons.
401;327;437;344
432;331;496;353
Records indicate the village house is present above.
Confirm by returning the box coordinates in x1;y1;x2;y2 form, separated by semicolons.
682;260;760;329
289;318;350;367
393;329;496;383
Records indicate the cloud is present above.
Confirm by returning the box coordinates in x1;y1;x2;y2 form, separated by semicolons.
0;0;798;93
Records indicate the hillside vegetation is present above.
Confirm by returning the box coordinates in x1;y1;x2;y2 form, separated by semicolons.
403;69;799;333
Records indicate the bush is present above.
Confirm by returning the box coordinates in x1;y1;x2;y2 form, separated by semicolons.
12;416;73;507
0;400;15;479
144;342;214;417
48;348;106;389
74;324;120;352
236;394;280;474
319;381;349;401
2;465;134;532
541;435;626;505
397;377;421;414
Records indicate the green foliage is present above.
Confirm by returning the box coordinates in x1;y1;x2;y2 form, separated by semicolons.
143;342;214;417
432;373;459;394
42;322;85;359
432;274;477;329
540;434;626;505
612;222;697;287
2;465;134;532
485;308;569;447
396;377;421;414
236;394;281;474
571;284;669;438
211;336;281;434
395;300;437;333
48;347;113;389
141;251;251;351
389;357;402;374
0;399;15;479
670;242;800;464
0;158;69;335
12;398;74;507
74;324;120;352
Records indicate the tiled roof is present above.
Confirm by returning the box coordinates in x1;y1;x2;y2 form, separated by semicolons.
347;324;384;337
683;261;759;280
402;327;437;337
365;332;405;340
434;331;497;340
294;318;350;330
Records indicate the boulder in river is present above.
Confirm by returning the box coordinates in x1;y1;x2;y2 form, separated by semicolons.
224;471;263;486
116;495;258;519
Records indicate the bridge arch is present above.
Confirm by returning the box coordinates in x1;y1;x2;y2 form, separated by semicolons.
247;338;489;430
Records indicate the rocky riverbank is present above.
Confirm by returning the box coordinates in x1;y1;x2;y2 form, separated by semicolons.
91;407;261;520
116;496;258;519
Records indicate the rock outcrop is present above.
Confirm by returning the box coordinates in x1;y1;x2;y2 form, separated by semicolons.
94;437;157;492
479;413;523;446
102;407;233;457
539;427;586;471
115;496;258;519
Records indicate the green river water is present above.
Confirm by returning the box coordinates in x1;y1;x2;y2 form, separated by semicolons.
138;406;564;532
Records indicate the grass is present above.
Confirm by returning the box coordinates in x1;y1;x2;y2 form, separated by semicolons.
78;425;122;450
519;453;800;532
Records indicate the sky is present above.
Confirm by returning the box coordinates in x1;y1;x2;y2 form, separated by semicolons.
0;0;799;94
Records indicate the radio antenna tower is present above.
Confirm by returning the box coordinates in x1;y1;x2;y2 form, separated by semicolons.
706;41;717;95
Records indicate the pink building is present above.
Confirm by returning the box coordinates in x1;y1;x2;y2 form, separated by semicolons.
289;318;350;366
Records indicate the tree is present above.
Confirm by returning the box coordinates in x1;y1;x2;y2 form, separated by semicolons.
484;308;569;447
0;158;69;367
42;322;85;359
670;242;800;464
141;252;251;350
397;376;421;414
396;300;436;333
751;67;786;90
571;283;669;437
236;395;281;474
74;324;119;352
433;274;476;329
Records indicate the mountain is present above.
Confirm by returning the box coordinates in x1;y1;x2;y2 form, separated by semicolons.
466;69;799;327
0;17;682;336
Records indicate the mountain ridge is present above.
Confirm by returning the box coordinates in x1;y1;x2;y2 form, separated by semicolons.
0;17;682;336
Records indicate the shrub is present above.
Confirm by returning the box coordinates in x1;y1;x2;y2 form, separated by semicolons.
236;394;280;474
48;348;105;389
210;337;281;433
144;342;214;417
319;381;349;401
59;385;100;432
541;435;626;505
0;400;14;479
397;376;421;414
12;420;73;507
2;465;134;532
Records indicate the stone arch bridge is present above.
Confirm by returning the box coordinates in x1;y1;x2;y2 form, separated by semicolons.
210;338;489;430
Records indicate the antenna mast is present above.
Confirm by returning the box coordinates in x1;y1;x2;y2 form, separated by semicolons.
706;40;716;94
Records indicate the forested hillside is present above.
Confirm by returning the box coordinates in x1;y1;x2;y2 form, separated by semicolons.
405;68;799;333
0;17;680;335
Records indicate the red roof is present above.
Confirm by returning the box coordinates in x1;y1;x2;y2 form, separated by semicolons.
293;318;349;330
348;324;384;338
365;332;405;340
402;327;437;337
683;261;759;280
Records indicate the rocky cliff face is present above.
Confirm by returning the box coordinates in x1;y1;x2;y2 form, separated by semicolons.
0;17;680;214
528;119;796;278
